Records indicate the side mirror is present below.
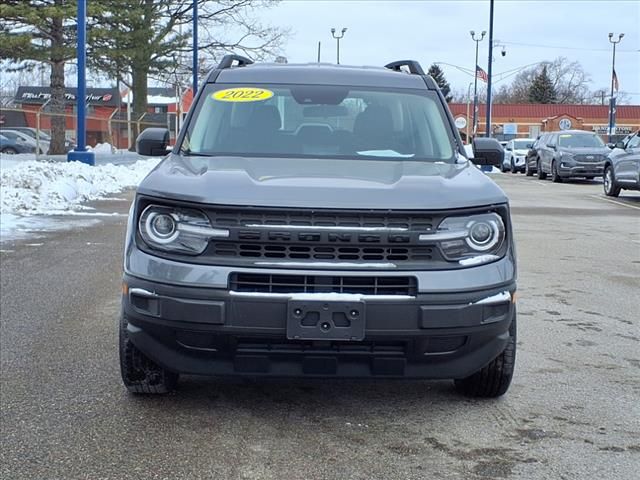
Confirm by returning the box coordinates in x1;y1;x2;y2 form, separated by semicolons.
136;128;170;156
526;143;533;149
471;137;504;166
615;141;625;149
606;143;615;149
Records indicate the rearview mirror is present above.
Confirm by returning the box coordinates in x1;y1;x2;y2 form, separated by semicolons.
136;128;170;156
471;137;504;166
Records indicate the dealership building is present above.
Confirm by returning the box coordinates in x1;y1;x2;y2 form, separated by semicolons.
449;103;640;142
2;86;193;148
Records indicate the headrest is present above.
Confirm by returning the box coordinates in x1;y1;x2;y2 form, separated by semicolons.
248;105;281;132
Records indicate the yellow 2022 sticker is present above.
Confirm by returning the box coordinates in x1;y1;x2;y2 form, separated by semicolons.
212;87;274;102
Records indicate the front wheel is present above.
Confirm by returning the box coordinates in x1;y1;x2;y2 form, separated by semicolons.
551;161;563;183
119;314;178;394
1;147;17;155
454;316;516;398
525;161;534;176
603;165;621;197
537;160;547;180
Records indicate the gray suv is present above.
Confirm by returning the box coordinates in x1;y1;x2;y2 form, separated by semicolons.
604;130;640;196
121;56;516;398
537;130;609;182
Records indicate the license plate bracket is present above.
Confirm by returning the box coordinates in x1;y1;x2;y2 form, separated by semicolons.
287;300;366;341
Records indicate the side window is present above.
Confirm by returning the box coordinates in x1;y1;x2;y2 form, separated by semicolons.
547;134;556;147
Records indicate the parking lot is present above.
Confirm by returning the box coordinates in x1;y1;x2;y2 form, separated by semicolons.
1;173;639;480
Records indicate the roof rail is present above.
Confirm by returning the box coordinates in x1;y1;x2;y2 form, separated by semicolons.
217;54;254;70
384;60;425;75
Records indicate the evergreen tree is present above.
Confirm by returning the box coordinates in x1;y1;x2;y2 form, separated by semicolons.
528;65;557;104
427;63;452;102
0;0;106;154
90;0;286;137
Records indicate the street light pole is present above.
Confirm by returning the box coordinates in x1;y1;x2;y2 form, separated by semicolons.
485;0;495;138
608;32;624;143
470;30;486;138
193;0;199;94
67;0;95;165
331;28;347;64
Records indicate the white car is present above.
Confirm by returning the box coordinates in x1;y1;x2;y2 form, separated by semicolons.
502;138;535;173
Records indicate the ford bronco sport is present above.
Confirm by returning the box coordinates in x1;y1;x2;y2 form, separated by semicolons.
121;56;516;397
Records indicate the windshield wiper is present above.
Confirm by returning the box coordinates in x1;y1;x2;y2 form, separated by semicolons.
180;148;215;157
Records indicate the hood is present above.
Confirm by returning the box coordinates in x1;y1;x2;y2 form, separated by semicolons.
137;154;508;210
558;146;610;155
513;149;529;156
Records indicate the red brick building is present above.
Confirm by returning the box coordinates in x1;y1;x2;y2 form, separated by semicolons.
448;103;640;142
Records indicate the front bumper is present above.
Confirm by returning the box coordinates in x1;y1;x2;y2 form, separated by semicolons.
123;273;516;379
558;162;605;178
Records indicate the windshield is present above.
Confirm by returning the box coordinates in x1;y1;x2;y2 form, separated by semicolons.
557;134;604;148
182;84;455;162
514;140;532;150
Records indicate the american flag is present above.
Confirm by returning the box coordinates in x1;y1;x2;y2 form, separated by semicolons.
613;68;619;92
476;65;488;83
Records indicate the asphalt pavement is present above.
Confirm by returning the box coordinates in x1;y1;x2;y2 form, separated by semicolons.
1;173;639;480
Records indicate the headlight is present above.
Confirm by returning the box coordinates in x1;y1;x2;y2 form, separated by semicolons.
419;213;506;265
138;205;228;255
559;152;575;162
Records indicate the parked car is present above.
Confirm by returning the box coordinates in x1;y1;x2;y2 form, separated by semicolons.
536;130;609;182
603;130;640;196
525;133;549;176
8;127;75;152
0;133;36;154
502;138;535;173
0;129;49;154
120;55;516;398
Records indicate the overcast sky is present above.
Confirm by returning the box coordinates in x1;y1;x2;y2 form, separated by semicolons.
262;0;640;103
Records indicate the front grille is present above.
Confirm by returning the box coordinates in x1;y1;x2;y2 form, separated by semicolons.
204;206;440;266
214;243;433;262
230;273;418;296
574;154;605;163
235;338;406;356
210;209;434;230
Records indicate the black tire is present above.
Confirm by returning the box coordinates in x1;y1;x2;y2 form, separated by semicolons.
551;161;563;183
1;147;18;155
525;161;534;176
510;159;517;174
119;313;178;394
537;160;547;180
500;161;508;173
454;315;516;398
603;165;621;197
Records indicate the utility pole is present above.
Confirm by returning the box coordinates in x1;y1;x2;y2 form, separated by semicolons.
331;28;347;64
193;0;199;94
470;30;486;138
608;32;624;142
485;0;495;138
317;41;321;63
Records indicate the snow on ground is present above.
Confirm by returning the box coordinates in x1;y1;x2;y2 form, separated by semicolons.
0;155;160;242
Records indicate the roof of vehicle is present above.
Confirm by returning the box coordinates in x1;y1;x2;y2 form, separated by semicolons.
212;63;433;89
550;130;599;135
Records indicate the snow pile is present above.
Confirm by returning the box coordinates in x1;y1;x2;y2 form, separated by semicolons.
88;143;116;154
1;158;160;215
